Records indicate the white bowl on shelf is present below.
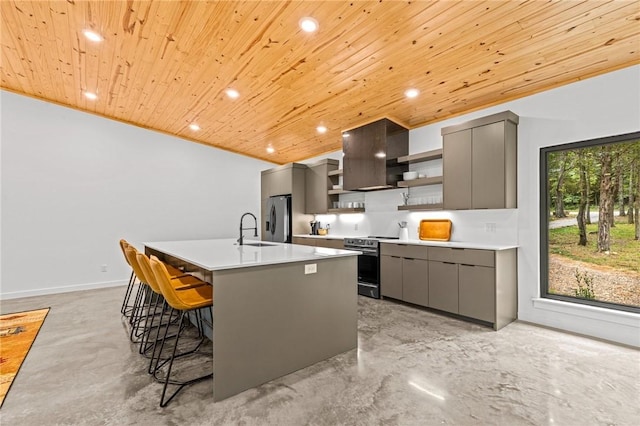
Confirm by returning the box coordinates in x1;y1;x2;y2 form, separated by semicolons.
403;171;418;181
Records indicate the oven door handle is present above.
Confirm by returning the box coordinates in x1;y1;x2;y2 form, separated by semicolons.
353;249;378;255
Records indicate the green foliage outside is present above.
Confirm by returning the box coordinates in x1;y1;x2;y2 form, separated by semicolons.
573;269;596;299
548;217;640;274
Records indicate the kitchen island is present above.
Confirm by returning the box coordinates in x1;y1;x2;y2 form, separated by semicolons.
144;239;359;401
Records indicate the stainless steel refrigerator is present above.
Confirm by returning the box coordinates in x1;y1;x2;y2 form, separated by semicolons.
265;195;292;243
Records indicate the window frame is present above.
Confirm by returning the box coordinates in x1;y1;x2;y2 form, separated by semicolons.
539;131;640;314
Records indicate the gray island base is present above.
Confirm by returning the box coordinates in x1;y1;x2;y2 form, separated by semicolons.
144;239;358;401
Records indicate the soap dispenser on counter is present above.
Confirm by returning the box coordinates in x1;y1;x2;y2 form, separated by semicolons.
398;221;409;241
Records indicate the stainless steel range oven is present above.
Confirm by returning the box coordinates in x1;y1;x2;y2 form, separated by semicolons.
344;236;398;299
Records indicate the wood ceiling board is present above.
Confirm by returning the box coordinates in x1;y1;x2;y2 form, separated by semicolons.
2;0;639;164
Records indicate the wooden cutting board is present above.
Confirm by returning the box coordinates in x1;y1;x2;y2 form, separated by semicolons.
418;219;452;241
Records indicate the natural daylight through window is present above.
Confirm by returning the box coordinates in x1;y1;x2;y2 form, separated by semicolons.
540;132;640;313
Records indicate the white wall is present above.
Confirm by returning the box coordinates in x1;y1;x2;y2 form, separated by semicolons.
1;91;273;299
306;66;640;346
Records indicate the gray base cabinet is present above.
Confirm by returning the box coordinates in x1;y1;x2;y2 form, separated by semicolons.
380;254;403;300
428;261;458;314
458;265;495;323
402;258;429;306
380;242;517;330
380;243;429;304
292;237;345;249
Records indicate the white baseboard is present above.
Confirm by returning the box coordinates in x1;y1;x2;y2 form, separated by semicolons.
0;279;128;300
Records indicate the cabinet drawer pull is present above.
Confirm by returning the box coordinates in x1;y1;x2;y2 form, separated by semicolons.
461;263;474;267
443;262;456;265
405;257;414;260
452;248;465;251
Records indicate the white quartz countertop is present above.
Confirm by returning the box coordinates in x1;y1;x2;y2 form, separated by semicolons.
144;238;360;271
293;234;347;240
377;239;518;250
294;234;517;250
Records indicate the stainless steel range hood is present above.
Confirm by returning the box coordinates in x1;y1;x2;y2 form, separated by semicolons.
342;118;409;191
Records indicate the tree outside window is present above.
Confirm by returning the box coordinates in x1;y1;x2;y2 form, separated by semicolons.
540;133;640;312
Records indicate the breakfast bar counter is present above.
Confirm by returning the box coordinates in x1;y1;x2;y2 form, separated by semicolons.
144;239;359;401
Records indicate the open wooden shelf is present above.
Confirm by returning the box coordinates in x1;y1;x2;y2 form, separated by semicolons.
397;176;443;187
328;189;354;195
397;149;443;164
397;203;443;211
327;207;365;214
328;169;343;176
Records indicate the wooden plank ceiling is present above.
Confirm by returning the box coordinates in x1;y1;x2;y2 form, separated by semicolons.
2;1;639;164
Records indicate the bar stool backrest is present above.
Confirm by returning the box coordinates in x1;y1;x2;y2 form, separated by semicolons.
135;252;164;295
119;239;132;266
149;256;192;311
124;246;151;286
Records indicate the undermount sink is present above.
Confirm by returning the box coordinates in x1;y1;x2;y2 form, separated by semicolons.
244;242;277;247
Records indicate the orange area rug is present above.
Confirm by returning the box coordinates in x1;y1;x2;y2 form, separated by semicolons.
0;308;49;408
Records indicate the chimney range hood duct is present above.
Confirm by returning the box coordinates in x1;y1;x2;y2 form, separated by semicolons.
342;118;409;191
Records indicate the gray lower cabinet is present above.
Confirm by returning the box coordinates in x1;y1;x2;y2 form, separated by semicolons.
402;258;429;306
458;264;495;323
427;261;458;314
292;237;317;246
380;255;403;300
292;237;344;249
380;243;429;305
319;238;344;249
427;246;517;330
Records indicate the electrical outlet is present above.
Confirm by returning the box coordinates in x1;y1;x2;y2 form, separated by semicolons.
354;223;358;231
304;264;317;274
485;223;496;233
101;264;108;272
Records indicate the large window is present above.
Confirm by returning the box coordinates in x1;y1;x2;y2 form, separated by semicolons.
540;132;640;313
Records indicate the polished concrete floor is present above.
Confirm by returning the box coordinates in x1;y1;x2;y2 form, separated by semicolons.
1;286;638;425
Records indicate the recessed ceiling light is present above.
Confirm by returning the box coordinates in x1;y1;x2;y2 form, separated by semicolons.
299;17;319;33
83;29;103;42
375;152;386;159
189;123;200;131
84;91;97;100
405;88;420;98
266;146;275;154
226;88;239;99
342;132;350;138
317;126;327;134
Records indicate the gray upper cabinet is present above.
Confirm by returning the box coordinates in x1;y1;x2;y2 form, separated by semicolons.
261;163;311;237
305;159;339;214
343;118;408;191
263;167;292;197
442;111;518;210
442;129;472;210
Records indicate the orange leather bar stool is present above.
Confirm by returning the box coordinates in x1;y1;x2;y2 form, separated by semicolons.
118;239;138;317
150;255;213;407
136;251;206;370
124;245;203;346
